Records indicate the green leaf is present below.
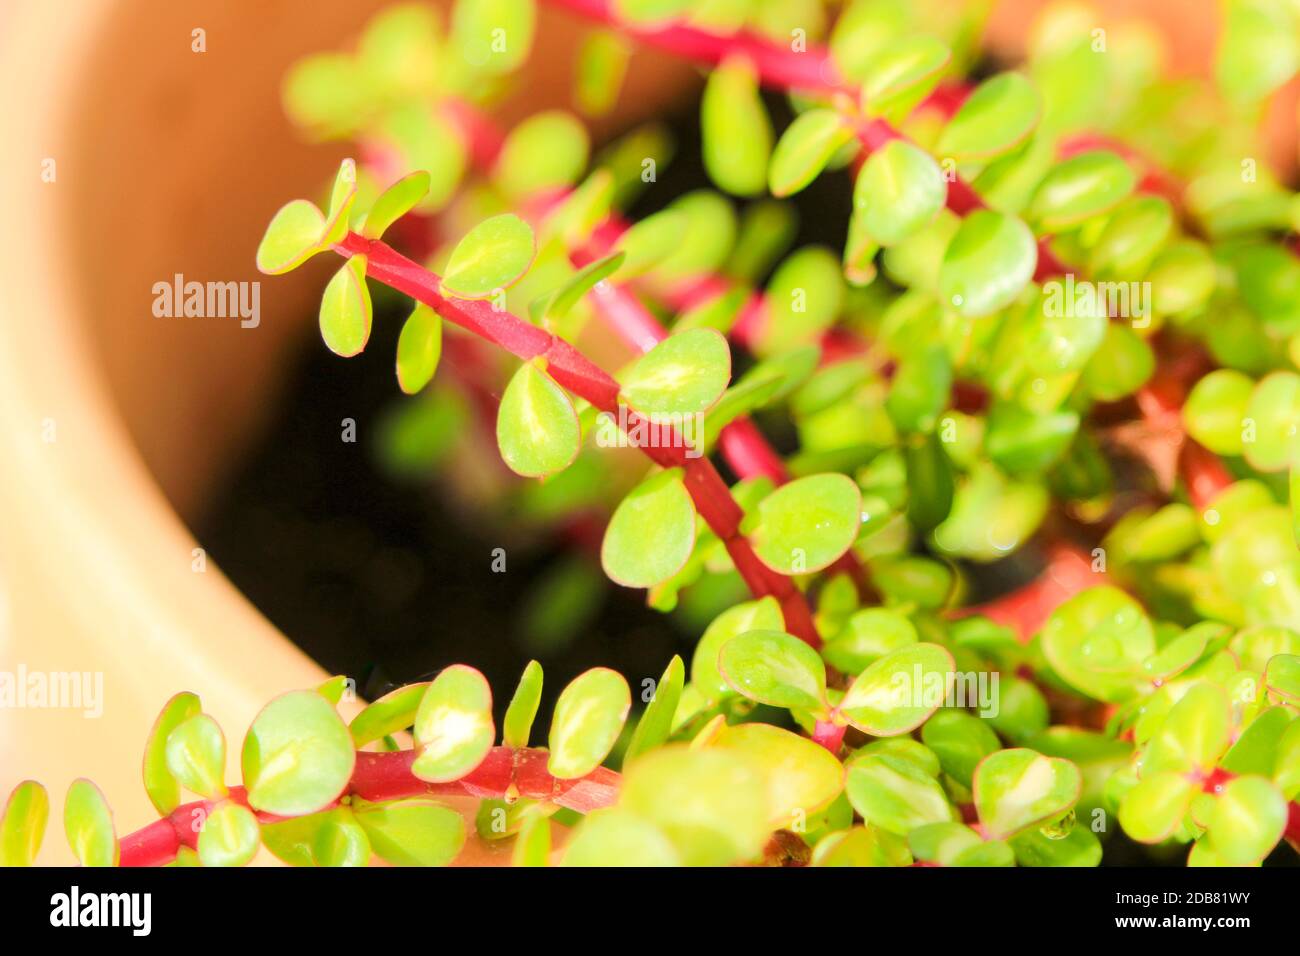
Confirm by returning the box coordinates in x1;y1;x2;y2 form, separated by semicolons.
1142;682;1231;775
1265;653;1300;706
322;159;359;246
1215;0;1300;104
936;72;1041;162
353;796;466;866
452;0;536;74
752;473;861;574
654;190;737;282
0;781;48;866
908;821;986;866
531;252;625;324
613;0;693;25
612;210;687;278
1040;587;1154;702
846;754;957;835
822;607;918;674
548;668;631;779
618;745;771;865
349;682;428;748
197;801;260;867
1242;371;1300;472
973;749;1081;840
718;629;829;712
1010;823;1102;867
601;469;697;588
691;597;785;699
768;109;853;198
282;53;367;140
575;30;630;117
376;105;467;212
1088;195;1174;279
985;404;1080;475
701;56;772;196
142;691;202;816
920;710;1001;789
165;714;228;799
813;824;913;866
619;328;731;416
512;810;552;866
1081;323;1154;402
904;431;955;531
493;110;589;199
853;140;946;246
242;691;356;816
63;779;118;867
441;213;536;299
395;304;442;395
625;655;685;762
260;810;330;866
939;210;1037;317
560;807;680;866
1118;770;1196;842
1206;775;1287;864
312;808;371;867
760;245;845;354
256;199;326;275
356;4;440;102
886;342;951;434
362;171;432;239
712;722;845;826
839;643;956;736
496;362;581;478
503;660;544;749
1026;150;1136;232
412;665;495;783
319;256;373;357
860;35;952;122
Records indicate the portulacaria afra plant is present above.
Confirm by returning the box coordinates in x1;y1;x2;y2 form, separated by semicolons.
6;0;1300;867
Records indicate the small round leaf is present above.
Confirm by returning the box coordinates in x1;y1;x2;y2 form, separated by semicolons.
548;668;632;779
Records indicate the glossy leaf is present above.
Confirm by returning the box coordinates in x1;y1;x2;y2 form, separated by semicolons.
973;749;1081;841
395;304;442;395
496;362;581;478
936;72;1041;162
142;691;202;816
1026;151;1136;232
839;643;955;736
412;665;494;783
711;723;845;827
548;668;631;779
854;140;946;246
1040;587;1154;702
319;256;373;357
768;109;853;198
939;210;1037;318
165;714;228;799
503;660;544;750
822;607;918;674
1206;775;1287;864
718;629;829;713
601;469;697;588
691;597;784;700
560;807;679;866
701;56;772;196
242;691;355;816
353;796;465;866
619;328;731;416
362;171;431;240
618;745;771;866
0;781;48;867
495;110;588;199
847;754;957;835
860;35;951;122
197;801;260;868
625;655;685;762
441;214;536;299
349;682;427;748
256;199;326;275
63;779;117;868
752;473;861;574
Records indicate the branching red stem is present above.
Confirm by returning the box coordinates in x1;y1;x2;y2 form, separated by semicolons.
117;747;621;867
335;232;820;645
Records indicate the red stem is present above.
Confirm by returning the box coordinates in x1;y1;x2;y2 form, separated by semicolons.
548;0;851;95
335;233;820;646
118;747;621;867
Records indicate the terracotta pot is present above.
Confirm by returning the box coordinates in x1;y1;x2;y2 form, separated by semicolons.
0;0;695;864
